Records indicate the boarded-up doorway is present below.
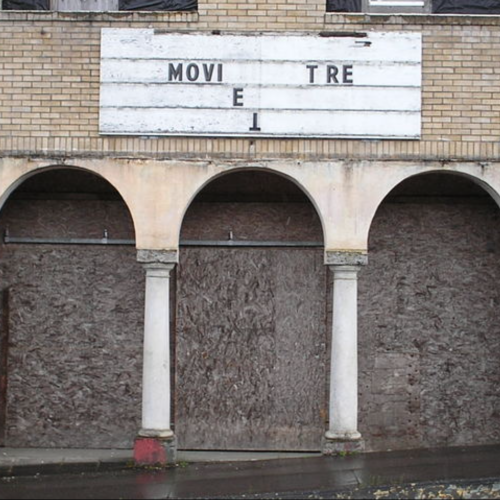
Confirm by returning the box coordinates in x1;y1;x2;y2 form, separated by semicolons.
0;169;143;449
175;171;327;451
359;173;500;452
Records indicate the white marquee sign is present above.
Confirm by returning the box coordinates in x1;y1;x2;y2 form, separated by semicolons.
100;29;422;139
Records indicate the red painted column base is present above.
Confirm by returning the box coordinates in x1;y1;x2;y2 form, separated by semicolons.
134;436;177;466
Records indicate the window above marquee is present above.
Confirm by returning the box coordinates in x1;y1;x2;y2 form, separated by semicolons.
0;0;197;11
326;0;500;14
364;0;431;13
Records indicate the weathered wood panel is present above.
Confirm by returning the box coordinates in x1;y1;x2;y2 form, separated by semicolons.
175;247;327;451
101;108;421;139
102;85;420;112
100;30;422;138
359;195;500;451
102;60;421;88
101;31;422;63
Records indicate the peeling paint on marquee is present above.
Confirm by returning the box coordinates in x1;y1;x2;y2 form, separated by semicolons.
99;29;422;139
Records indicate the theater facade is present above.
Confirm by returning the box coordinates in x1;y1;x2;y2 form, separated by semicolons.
0;0;499;464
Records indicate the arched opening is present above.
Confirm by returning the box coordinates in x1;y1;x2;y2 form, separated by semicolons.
0;168;144;448
176;170;327;451
359;172;500;451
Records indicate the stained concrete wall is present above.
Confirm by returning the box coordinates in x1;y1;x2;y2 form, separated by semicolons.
358;174;500;451
0;171;144;448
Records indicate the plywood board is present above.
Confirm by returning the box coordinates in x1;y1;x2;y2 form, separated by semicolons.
359;198;500;451
175;247;327;451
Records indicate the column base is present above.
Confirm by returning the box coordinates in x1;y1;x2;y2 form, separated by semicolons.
134;435;177;466
138;428;174;439
322;434;365;456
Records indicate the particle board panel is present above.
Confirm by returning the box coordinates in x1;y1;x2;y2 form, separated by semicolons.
180;202;324;242
0;290;8;446
0;197;143;449
175;247;327;451
0;199;135;241
359;199;500;452
3;245;144;449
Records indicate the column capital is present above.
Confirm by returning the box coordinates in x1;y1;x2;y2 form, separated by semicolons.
137;249;178;265
329;265;362;278
325;250;368;267
142;262;176;278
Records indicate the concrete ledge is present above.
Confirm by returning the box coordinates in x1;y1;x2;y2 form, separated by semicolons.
0;10;199;23
0;459;133;478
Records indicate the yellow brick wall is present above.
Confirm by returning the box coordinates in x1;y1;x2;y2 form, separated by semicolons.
0;7;500;161
198;0;324;30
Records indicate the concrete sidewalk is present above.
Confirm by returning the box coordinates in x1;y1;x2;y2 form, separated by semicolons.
0;445;499;498
0;447;319;476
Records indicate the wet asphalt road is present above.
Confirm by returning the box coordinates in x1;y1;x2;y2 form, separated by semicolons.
1;446;500;499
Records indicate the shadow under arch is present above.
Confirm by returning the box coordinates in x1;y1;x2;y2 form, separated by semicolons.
0;167;144;449
358;171;500;453
177;167;326;247
0;164;138;242
174;168;328;452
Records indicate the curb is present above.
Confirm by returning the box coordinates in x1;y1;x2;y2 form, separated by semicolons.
0;460;135;478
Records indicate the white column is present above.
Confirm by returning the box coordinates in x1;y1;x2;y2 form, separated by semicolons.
139;262;175;438
326;265;362;441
